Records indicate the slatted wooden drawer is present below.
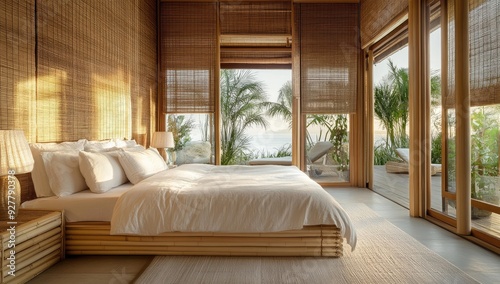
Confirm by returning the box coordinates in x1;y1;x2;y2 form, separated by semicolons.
0;210;64;284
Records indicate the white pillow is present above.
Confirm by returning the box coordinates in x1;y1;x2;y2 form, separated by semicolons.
41;150;87;197
29;139;86;197
84;140;116;152
114;138;137;148
118;148;167;184
79;151;128;193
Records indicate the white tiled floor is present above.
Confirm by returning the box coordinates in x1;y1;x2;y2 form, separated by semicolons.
28;187;500;284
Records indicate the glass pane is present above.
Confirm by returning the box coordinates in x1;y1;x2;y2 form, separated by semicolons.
444;109;457;218
372;47;410;207
220;69;292;165
166;113;215;165
306;114;350;183
429;25;445;212
470;105;499;238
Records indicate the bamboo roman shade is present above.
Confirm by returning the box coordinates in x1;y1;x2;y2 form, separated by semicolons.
219;1;292;67
446;0;500;108
160;2;217;114
297;4;359;114
360;0;408;49
468;0;500;106
220;1;291;35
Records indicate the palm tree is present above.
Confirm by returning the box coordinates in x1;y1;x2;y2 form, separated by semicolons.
374;59;441;157
267;80;349;167
266;81;293;129
220;69;269;165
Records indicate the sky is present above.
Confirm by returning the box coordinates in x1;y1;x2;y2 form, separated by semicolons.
374;28;441;84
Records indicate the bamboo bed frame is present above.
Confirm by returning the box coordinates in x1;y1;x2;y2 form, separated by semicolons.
19;173;345;257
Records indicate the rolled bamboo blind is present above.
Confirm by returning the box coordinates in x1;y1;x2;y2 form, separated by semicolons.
360;0;408;48
468;0;499;106
446;0;500;108
0;0;36;142
297;3;359;114
219;1;292;66
160;2;218;114
220;1;292;35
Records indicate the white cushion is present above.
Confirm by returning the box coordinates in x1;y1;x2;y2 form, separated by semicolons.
395;148;410;163
114;138;137;148
41;150;87;197
29;139;86;197
118;148;167;184
84;140;116;152
79;151;129;193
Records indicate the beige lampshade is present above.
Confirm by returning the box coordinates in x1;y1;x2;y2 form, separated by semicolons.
151;131;175;149
0;130;34;176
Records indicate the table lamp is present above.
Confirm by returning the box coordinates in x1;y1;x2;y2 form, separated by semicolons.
151;131;175;164
0;130;34;220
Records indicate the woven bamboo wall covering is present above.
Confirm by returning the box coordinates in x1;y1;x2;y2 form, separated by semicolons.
1;0;156;143
0;0;36;142
36;0;157;142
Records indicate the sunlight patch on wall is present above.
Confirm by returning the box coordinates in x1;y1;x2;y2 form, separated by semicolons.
15;78;36;142
92;71;131;140
36;69;67;142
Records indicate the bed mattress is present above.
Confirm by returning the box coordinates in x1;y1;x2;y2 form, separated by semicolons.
21;183;134;222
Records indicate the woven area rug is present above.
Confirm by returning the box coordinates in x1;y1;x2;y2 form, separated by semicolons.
135;203;478;284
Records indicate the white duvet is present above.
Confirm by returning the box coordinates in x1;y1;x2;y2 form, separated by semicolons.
110;164;357;250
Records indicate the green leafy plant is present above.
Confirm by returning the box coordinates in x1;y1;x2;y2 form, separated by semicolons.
167;115;195;152
257;144;292;159
374;142;397;166
220;69;269;165
307;114;349;171
470;107;499;204
374;60;441;164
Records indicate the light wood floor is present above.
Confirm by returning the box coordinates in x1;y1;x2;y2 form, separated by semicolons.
373;165;500;239
28;187;500;284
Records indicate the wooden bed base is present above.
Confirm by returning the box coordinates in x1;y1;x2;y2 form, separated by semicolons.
65;222;344;257
19;173;345;257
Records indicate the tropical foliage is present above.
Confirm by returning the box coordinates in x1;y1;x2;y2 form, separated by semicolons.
167;115;195;152
267;81;293;129
374;60;409;151
266;80;349;168
374;60;441;165
220;69;270;165
306;114;349;169
470;107;499;200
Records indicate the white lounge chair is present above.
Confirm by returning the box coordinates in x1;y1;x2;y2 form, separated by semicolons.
248;141;334;167
385;148;442;175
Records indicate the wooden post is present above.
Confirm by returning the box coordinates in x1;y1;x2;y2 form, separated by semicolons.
292;4;301;168
214;2;221;165
408;0;428;217
455;0;471;235
365;49;374;189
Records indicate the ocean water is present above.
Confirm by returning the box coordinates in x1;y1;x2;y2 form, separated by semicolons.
249;131;292;154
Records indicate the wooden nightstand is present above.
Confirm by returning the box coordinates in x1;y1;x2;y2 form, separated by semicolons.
0;210;64;283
